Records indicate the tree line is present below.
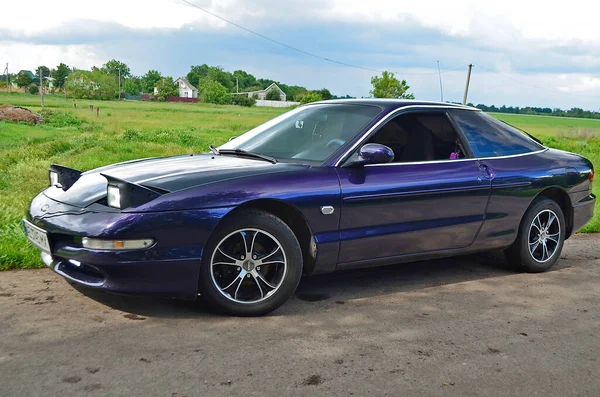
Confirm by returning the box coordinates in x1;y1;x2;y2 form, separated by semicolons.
471;103;600;120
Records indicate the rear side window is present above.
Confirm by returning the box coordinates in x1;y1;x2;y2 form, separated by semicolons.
450;110;544;157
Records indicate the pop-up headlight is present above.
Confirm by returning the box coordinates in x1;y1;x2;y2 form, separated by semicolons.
107;184;121;209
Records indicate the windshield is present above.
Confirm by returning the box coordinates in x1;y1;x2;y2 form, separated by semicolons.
218;104;382;162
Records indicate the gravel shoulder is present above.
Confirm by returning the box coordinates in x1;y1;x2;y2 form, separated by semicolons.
1;235;599;396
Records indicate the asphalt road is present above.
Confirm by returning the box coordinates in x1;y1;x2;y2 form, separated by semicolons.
1;235;599;397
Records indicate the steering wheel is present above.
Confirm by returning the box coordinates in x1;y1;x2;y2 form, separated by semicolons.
326;138;345;149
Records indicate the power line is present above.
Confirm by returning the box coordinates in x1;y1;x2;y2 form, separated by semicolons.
178;0;457;76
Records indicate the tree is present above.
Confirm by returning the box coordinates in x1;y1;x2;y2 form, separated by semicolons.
293;88;308;102
370;71;414;99
36;66;50;79
101;59;131;79
154;77;179;100
123;76;142;95
54;63;71;89
140;70;162;93
29;85;39;95
15;71;32;90
265;88;281;101
318;88;332;100
65;70;118;100
300;92;323;104
198;78;232;104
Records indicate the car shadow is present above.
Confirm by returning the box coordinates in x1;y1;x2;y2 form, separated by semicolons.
71;249;568;319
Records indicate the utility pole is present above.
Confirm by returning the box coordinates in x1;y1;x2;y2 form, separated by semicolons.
4;63;9;93
40;69;45;109
437;61;444;102
462;64;473;105
236;77;239;93
118;69;121;100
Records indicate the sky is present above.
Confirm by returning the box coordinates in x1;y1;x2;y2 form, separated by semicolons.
2;0;599;110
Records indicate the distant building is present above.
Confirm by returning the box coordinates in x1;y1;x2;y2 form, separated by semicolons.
232;83;286;101
154;77;198;98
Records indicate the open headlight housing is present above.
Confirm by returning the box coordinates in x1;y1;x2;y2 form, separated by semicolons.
102;174;164;210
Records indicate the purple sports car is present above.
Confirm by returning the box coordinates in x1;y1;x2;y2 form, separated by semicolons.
24;100;595;315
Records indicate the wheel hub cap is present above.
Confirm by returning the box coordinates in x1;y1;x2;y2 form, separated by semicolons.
242;260;255;272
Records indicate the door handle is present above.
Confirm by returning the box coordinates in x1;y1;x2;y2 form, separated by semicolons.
479;164;495;180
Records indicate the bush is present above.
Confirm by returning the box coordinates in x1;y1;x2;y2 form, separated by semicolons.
232;95;256;107
300;92;323;104
40;110;83;127
265;89;281;101
29;85;39;95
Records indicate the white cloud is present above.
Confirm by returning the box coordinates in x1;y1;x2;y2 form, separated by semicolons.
0;42;104;73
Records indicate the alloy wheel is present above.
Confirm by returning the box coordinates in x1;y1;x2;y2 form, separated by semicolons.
210;228;287;304
528;209;561;263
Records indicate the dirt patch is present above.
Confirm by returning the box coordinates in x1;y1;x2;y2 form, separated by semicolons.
0;104;45;124
302;375;324;386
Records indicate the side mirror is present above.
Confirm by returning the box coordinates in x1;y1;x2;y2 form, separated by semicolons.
352;143;394;166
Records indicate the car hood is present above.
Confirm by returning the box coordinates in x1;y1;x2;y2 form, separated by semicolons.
44;154;305;208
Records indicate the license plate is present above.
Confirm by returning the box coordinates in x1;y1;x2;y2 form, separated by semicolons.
23;220;51;253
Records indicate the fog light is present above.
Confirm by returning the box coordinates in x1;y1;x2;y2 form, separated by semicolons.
82;238;154;250
49;170;59;186
107;185;121;208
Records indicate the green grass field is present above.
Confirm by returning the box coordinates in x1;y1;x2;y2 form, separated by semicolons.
1;92;598;270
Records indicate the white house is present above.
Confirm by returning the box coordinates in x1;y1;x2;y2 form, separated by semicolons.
175;77;198;98
232;83;286;101
154;77;198;98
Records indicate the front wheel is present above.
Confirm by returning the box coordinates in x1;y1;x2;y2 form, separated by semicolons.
198;210;303;316
505;198;565;273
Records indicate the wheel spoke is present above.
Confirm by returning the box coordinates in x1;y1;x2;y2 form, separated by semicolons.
252;273;264;299
542;242;549;261
260;260;285;266
221;273;244;291
233;276;245;300
217;248;239;263
213;262;239;267
547;232;560;244
240;231;251;254
530;241;540;256
255;271;277;290
260;246;281;262
547;213;557;229
249;231;259;256
531;216;542;232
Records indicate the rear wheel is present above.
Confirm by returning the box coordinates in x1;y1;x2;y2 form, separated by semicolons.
198;210;302;316
505;198;565;273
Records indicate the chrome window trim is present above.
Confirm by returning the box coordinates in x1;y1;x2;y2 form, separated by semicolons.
334;105;479;167
363;148;549;167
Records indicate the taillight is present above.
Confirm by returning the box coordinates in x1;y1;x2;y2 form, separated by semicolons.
589;168;594;182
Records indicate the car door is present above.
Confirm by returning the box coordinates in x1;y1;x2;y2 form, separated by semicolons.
336;109;491;266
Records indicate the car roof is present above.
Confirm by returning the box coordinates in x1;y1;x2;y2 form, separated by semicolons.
312;98;479;112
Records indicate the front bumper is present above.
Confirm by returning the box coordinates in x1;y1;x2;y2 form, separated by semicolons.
27;191;232;299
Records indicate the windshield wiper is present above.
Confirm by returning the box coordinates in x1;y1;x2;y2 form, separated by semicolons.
218;149;278;164
209;145;220;155
500;120;544;145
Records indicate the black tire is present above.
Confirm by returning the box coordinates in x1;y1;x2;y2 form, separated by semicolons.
198;210;303;316
505;198;566;273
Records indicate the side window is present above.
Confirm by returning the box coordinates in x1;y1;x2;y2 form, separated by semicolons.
367;111;466;163
450;110;544;157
